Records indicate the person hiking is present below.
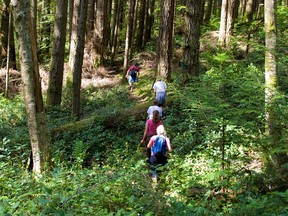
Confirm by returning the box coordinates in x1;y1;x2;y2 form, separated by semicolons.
126;62;140;92
147;99;162;119
147;125;172;175
141;110;163;162
153;78;167;107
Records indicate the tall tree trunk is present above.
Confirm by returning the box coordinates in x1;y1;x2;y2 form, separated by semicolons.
219;0;228;45
264;0;277;137
157;0;175;81
183;0;203;77
123;0;136;73
31;0;38;51
131;0;139;56
226;0;238;45
68;0;74;49
204;0;213;23
136;0;146;50
144;0;156;44
11;0;51;174
1;0;16;69
245;0;256;22
110;0;121;63
86;0;96;41
94;0;107;65
47;0;68;106
264;0;288;188
68;0;88;118
105;0;112;48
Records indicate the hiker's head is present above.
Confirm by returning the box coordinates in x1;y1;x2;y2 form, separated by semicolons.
152;110;160;122
157;125;166;136
152;99;158;105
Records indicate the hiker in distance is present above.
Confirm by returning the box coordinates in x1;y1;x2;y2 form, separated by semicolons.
126;62;140;92
141;110;163;162
147;99;162;119
147;125;172;169
153;78;167;107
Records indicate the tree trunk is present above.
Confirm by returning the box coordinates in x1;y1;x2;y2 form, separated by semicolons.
136;0;146;51
264;0;288;188
183;0;203;77
144;0;156;44
68;0;74;48
1;0;16;69
110;0;121;64
204;0;213;23
94;0;108;65
105;0;112;48
157;0;175;81
11;0;51;174
226;0;238;45
68;0;88;119
246;0;256;22
123;0;136;73
47;0;68;106
219;0;228;46
86;0;96;41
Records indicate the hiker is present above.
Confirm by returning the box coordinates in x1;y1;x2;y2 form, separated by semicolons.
126;62;140;92
141;110;163;161
147;99;162;119
153;78;167;107
147;125;172;170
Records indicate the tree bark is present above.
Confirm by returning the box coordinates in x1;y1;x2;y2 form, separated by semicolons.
11;0;51;174
183;0;203;77
204;0;213;23
219;0;228;45
123;0;136;73
144;0;156;44
136;0;146;51
264;0;277;136
47;0;68;106
68;0;88;118
1;0;16;69
94;0;107;65
110;0;121;63
86;0;96;41
157;0;175;81
226;0;238;45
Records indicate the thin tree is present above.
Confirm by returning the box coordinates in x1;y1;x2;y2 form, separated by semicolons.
47;0;68;106
218;0;228;45
1;0;16;69
86;0;96;41
157;0;175;81
123;0;136;73
94;0;108;65
136;0;146;50
204;0;213;23
264;0;277;137
68;0;88;118
11;0;52;174
144;0;156;44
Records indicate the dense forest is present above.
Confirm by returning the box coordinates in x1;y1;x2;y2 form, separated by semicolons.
1;0;288;215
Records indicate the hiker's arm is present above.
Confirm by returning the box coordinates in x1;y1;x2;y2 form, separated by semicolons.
141;123;148;144
166;138;172;151
147;138;153;149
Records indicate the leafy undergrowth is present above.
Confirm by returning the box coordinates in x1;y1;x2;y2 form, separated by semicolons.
1;53;288;214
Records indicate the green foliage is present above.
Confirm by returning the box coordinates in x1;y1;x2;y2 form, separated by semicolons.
2;3;288;214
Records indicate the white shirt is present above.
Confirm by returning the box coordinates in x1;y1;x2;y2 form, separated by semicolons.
153;81;166;93
147;105;163;119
